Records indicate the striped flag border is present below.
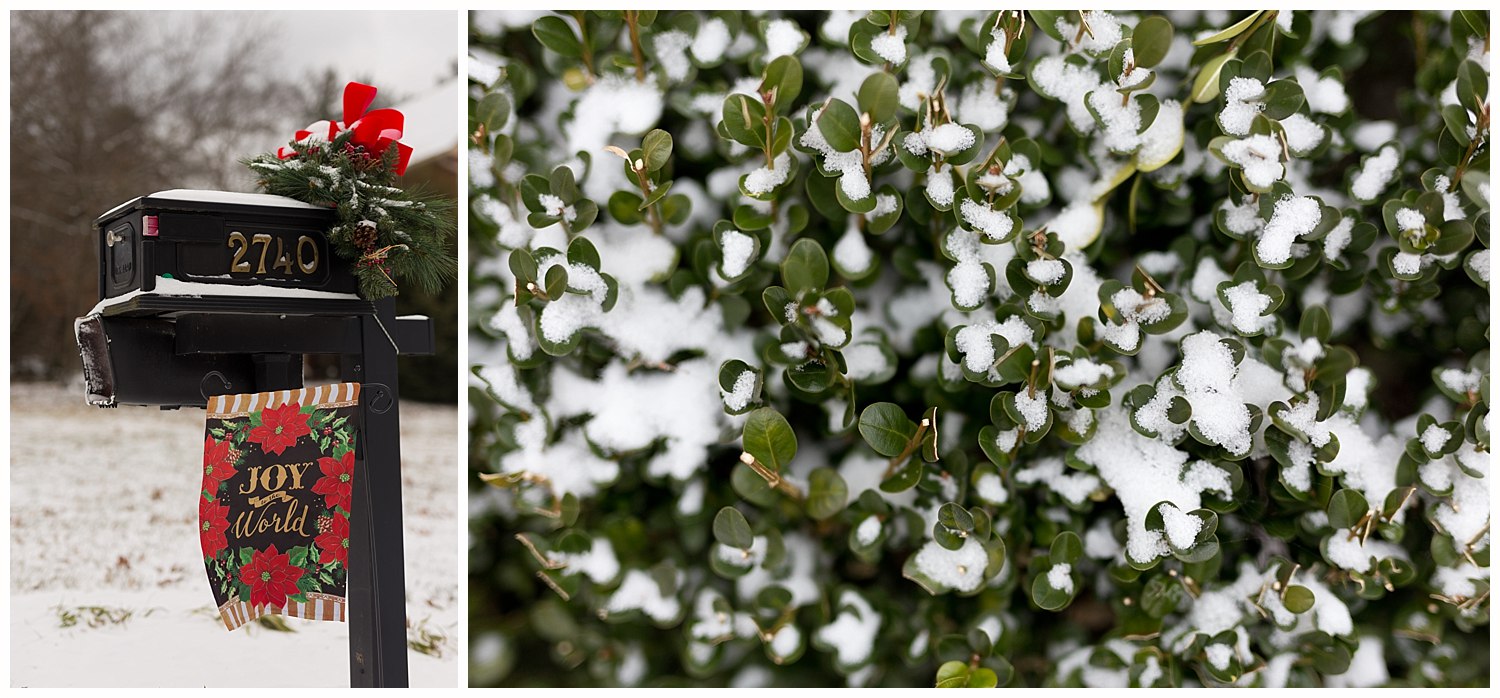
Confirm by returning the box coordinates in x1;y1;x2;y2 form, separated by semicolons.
217;592;348;631
207;382;363;420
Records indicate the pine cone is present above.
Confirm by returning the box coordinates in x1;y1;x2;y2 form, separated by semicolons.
352;220;378;249
317;515;333;534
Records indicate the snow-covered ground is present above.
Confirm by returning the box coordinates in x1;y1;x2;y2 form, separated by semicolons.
10;381;459;687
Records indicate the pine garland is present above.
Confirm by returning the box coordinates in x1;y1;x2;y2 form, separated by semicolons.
246;129;456;299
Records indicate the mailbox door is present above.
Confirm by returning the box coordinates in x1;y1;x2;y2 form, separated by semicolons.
102;218;141;298
75;315;260;408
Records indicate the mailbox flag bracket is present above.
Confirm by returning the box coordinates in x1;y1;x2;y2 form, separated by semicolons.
199;371;233;402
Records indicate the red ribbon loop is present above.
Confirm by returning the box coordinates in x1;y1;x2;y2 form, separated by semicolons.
277;82;412;175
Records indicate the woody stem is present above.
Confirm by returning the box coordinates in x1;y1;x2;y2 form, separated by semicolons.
625;11;647;82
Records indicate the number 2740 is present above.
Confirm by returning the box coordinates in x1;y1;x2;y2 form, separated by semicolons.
227;232;319;276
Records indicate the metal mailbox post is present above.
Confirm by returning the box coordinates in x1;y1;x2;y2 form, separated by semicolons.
75;190;429;687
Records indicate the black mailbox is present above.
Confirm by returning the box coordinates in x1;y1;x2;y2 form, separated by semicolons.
95;188;357;299
78;168;432;679
74;189;435;409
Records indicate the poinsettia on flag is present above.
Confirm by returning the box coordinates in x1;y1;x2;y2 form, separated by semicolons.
200;384;362;631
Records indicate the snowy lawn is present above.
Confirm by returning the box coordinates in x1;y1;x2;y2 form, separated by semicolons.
10;381;459;687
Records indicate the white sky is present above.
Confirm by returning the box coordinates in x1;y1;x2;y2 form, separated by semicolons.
268;11;460;159
265;11;458;101
137;10;460;174
153;10;458;113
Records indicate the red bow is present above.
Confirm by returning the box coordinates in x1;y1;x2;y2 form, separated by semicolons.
277;82;414;175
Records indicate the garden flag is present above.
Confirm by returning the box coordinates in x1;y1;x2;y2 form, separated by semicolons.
200;383;361;631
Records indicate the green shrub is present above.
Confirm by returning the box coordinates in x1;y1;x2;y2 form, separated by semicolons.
468;10;1490;687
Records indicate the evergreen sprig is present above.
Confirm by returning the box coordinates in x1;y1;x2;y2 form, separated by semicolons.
247;129;456;299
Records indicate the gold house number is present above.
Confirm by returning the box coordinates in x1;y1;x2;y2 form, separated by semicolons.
227;231;319;276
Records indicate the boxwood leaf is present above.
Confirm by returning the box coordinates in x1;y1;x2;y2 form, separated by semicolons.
782;238;830;295
743;407;798;472
532;16;582;57
544;264;568;299
761;55;803;110
807;468;849;520
1191;50;1238;103
817;98;862;153
859;402;918;457
1283;584;1315;613
857;71;900;124
1132;16;1174;68
713;506;754;549
476;91;511;132
1193;11;1264;46
641;129;673;172
936;660;970;688
1327;488;1369;529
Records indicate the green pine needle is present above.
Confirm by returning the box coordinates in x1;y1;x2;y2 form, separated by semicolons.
245;131;455;300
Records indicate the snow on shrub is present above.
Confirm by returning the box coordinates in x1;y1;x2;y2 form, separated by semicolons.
468;9;1491;688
